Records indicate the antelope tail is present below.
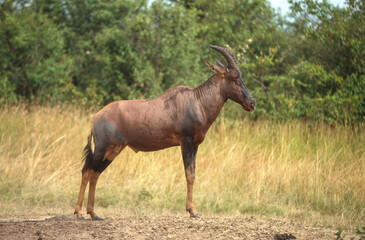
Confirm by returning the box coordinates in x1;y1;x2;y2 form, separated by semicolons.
81;132;93;174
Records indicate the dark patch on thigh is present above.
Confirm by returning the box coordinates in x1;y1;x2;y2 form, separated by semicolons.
93;119;127;148
93;159;113;173
82;147;106;173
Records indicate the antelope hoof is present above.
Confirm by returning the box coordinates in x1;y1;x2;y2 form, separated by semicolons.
92;216;103;221
74;211;85;220
186;208;200;218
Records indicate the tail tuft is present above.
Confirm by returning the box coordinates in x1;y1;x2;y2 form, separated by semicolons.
82;133;93;174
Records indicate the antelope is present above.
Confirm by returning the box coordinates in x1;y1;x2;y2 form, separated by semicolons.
74;45;255;220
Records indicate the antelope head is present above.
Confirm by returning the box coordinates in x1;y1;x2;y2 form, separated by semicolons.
205;45;255;112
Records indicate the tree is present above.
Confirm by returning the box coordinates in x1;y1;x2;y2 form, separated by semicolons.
0;4;74;103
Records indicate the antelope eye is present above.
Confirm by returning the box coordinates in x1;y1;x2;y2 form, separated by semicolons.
235;80;241;86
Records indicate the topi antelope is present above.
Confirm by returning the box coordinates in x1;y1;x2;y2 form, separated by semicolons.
74;45;255;220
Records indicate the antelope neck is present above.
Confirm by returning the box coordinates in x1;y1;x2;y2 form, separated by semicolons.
193;74;227;125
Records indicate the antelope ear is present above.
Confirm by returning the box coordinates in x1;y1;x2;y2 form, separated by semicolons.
204;59;225;75
204;59;216;72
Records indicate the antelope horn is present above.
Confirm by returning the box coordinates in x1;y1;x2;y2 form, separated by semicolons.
216;60;225;68
210;45;239;70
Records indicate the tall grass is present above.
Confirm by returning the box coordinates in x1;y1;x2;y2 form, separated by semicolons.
0;105;364;229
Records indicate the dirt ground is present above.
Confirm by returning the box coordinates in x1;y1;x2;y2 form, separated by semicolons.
0;215;347;240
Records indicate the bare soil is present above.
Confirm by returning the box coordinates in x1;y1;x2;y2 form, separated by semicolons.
0;215;344;240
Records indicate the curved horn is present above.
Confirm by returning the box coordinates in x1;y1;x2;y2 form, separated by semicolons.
216;60;225;68
210;45;239;70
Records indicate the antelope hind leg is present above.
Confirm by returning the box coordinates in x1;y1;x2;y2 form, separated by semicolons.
74;168;92;219
87;170;102;220
86;144;126;220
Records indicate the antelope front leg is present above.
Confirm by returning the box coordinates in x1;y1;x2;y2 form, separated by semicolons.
181;138;200;218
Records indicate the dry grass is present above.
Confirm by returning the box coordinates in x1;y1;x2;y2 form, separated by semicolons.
0;104;364;229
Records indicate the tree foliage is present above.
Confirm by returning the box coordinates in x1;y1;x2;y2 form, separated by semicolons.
0;0;364;122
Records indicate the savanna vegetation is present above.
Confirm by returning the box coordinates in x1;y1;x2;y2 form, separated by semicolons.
0;106;364;230
0;0;364;232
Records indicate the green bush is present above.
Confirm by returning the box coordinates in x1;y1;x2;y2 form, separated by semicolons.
0;8;76;103
0;0;364;122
